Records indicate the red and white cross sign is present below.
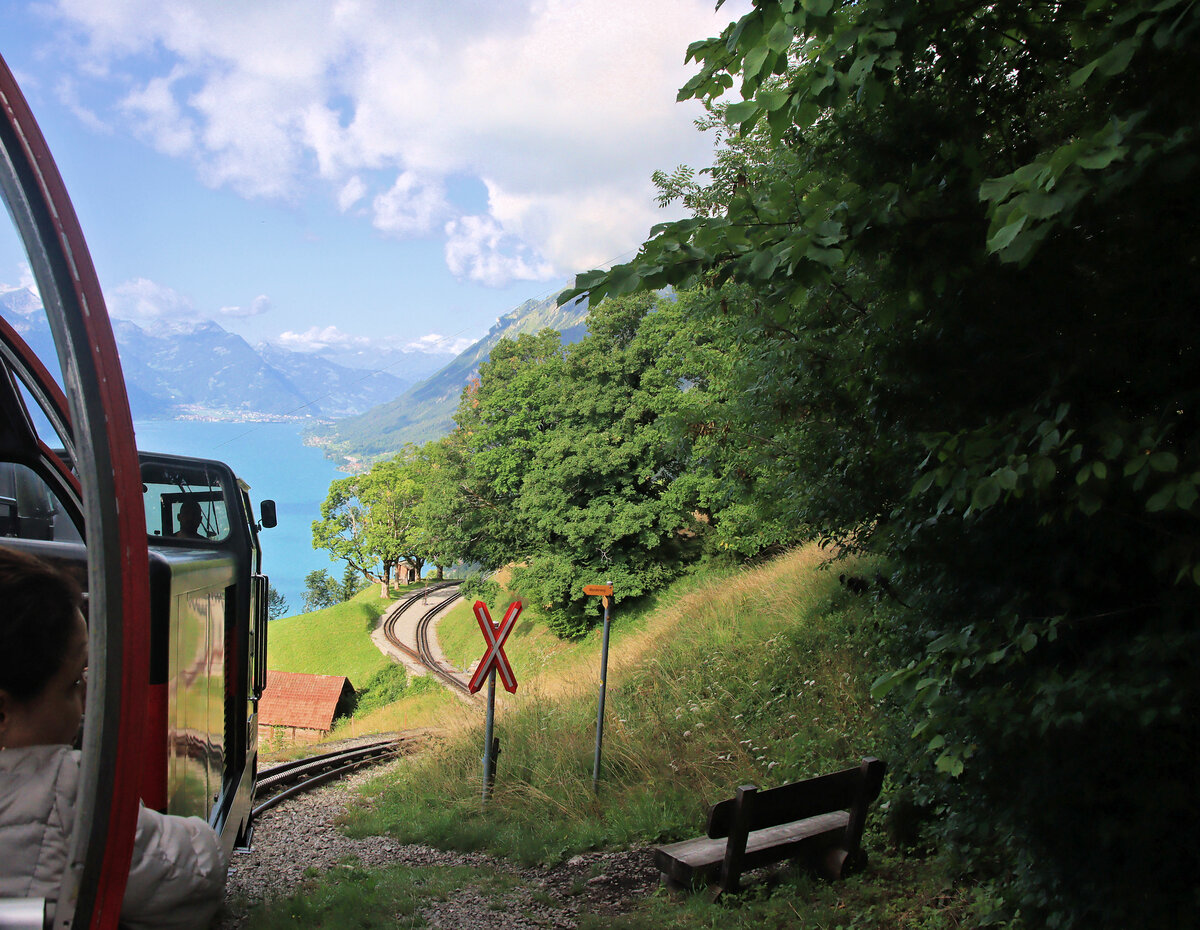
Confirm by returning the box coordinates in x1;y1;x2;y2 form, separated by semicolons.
468;600;521;694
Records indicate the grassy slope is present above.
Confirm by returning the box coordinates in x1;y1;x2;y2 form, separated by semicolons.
268;585;412;688
250;548;996;929
267;583;470;742
329;683;461;738
340;546;887;857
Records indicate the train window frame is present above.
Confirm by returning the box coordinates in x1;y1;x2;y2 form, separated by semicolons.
141;462;234;544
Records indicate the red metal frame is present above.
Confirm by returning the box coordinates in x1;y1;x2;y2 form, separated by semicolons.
0;314;76;450
1;54;150;930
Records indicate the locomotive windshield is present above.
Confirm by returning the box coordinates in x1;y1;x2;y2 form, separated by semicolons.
142;460;232;543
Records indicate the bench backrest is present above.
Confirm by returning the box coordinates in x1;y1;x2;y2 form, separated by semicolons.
706;757;885;839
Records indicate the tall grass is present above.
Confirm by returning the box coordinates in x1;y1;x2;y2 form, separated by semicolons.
341;546;890;864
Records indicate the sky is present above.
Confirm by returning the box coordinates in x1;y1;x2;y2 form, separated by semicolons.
0;0;746;368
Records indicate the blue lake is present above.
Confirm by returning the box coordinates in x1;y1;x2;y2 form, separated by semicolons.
133;419;344;614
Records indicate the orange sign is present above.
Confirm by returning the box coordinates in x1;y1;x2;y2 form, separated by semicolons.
583;584;613;596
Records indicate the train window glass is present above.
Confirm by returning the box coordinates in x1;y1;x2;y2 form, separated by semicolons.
1;210;73;456
142;463;231;543
0;461;82;543
12;378;69;448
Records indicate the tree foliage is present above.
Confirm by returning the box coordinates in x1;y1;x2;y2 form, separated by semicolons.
311;449;428;590
340;563;369;601
562;1;1200;925
266;584;290;621
448;295;703;635
301;569;342;613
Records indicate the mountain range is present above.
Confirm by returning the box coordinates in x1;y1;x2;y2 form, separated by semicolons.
304;291;590;466
0;284;449;421
0;284;591;464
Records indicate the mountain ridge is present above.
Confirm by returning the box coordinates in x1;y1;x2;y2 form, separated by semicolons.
306;291;589;465
0;284;591;458
0;285;426;421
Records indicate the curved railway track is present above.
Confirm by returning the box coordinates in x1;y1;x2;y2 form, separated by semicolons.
252;738;411;817
382;581;475;697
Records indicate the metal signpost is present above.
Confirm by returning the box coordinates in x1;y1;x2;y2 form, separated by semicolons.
583;583;614;793
468;600;521;804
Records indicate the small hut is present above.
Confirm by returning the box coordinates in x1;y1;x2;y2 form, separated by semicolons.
257;670;356;744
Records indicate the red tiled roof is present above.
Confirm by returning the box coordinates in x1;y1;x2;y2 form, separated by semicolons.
258;670;354;731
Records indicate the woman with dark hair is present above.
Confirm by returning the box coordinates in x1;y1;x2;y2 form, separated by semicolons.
0;546;227;929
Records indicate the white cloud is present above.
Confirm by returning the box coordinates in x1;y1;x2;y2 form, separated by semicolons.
276;325;371;353
406;333;475;355
219;294;272;318
337;176;367;212
445;214;554;287
120;66;196;158
55;77;111;135
18;264;39;294
372;172;447;237
50;0;748;278
272;327;473;357
107;277;197;320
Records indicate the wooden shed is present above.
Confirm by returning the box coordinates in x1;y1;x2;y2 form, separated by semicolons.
257;670;356;744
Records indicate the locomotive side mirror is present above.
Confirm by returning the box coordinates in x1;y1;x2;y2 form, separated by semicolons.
259;499;277;529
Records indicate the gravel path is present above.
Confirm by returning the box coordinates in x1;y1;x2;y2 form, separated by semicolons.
217;758;662;929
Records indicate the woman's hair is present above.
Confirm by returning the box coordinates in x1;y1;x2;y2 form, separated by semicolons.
0;546;84;702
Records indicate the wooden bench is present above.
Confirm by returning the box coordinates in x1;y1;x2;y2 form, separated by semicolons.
653;757;886;895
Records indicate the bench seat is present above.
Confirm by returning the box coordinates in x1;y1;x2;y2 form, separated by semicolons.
654;810;850;887
652;758;885;894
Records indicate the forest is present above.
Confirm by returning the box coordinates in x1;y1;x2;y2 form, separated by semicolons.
311;2;1199;926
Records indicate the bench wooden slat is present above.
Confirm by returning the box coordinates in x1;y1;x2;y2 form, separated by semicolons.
707;760;881;838
655;811;850;886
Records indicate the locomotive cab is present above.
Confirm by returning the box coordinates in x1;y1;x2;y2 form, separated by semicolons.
0;453;273;857
139;453;272;855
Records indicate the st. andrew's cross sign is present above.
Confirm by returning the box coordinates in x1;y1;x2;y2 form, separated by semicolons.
468;600;520;694
471;599;520;803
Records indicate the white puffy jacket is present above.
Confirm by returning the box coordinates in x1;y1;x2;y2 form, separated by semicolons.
0;745;227;930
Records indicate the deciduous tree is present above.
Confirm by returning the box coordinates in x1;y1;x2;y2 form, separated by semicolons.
301;569;340;613
312;451;425;595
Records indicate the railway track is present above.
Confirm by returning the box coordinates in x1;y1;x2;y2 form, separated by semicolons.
252;738;410;817
382;581;475;697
